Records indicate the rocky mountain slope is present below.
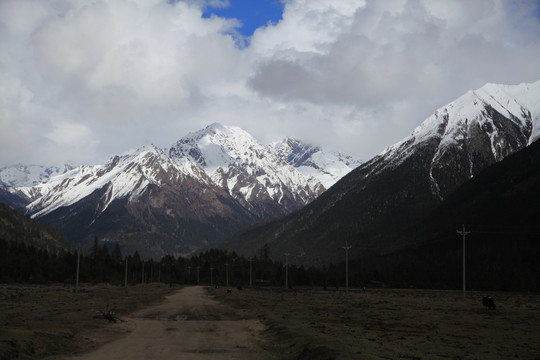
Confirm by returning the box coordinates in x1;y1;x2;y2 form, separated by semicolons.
221;80;540;264
0;185;27;211
354;138;540;290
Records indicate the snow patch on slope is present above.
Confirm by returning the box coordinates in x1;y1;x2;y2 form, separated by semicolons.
26;145;170;218
380;80;539;163
271;137;362;188
375;80;539;199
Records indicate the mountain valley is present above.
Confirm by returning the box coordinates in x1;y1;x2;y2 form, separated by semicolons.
1;80;539;279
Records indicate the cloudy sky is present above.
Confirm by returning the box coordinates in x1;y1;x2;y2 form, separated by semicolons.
1;0;539;167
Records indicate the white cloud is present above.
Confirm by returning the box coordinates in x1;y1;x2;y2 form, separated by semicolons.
45;122;95;147
250;0;366;56
1;0;539;168
30;1;241;116
247;0;540;153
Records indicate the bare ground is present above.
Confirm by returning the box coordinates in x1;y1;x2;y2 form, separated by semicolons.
65;286;272;360
0;283;173;359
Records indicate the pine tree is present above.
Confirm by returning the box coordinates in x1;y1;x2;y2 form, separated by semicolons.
111;243;123;263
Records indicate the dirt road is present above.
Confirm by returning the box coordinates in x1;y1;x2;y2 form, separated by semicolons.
68;286;272;360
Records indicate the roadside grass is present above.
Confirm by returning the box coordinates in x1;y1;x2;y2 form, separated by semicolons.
208;286;540;360
0;283;175;359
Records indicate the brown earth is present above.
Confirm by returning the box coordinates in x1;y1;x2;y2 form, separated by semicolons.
64;286;272;360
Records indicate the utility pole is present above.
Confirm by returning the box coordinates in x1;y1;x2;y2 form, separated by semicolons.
342;242;351;293
142;261;145;284
284;253;290;289
196;266;200;285
225;263;230;287
210;266;214;285
124;257;128;287
248;258;254;287
75;247;80;294
457;224;471;299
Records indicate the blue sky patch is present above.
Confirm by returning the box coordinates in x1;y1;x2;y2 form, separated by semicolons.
202;0;284;39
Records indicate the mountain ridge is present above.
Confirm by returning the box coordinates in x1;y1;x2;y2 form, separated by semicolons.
219;80;540;263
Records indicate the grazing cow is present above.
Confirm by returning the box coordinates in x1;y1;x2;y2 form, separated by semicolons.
227;289;232;293
482;296;496;309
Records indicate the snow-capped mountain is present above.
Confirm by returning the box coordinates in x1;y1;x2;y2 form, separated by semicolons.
0;164;74;188
25;124;343;221
0;164;76;205
169;123;332;218
271;137;362;189
25;145;182;218
372;80;539;199
5;124;358;258
221;79;540;263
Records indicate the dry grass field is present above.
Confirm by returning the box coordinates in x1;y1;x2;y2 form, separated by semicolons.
1;284;539;359
0;283;174;359
209;287;540;360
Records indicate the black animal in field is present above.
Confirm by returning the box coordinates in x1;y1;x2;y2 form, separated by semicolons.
482;296;496;309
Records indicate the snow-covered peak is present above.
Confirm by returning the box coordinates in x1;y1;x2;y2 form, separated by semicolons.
0;163;75;187
169;123;324;205
499;79;540;143
373;79;539;201
15;123;358;221
381;80;539;160
271;137;362;188
272;138;321;167
170;123;264;171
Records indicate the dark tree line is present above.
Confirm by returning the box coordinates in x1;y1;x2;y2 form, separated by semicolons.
0;238;341;288
2;234;537;291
